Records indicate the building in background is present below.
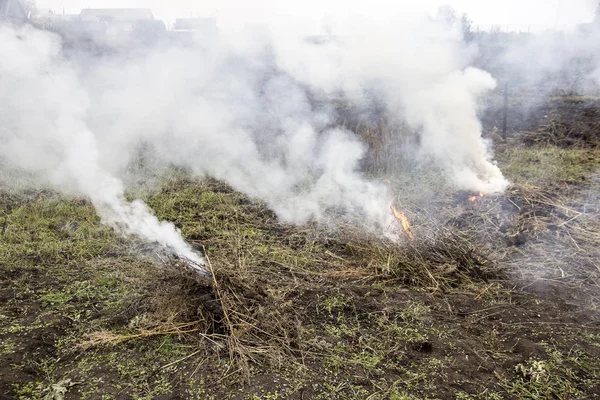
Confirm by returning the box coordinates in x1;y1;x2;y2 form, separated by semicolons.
54;8;166;45
3;4;215;48
80;8;154;23
30;8;79;29
80;8;155;36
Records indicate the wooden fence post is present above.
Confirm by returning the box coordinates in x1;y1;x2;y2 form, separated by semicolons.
502;82;508;140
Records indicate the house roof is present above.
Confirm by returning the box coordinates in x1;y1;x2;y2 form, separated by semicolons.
80;8;154;22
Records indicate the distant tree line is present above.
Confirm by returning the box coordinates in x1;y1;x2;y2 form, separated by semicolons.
435;5;475;42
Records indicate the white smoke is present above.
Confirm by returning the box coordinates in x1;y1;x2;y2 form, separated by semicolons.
0;25;206;267
0;5;510;256
272;17;508;193
77;39;393;228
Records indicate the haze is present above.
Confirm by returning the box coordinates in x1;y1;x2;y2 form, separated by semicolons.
35;0;597;31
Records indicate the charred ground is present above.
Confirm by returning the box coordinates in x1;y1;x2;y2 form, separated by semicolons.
1;97;600;399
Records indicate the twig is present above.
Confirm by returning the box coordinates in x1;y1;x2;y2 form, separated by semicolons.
507;198;521;211
461;305;510;315
161;349;203;370
325;250;346;262
471;310;506;323
80;326;205;348
205;252;232;334
535;200;582;217
565;230;582;251
204;249;250;374
558;214;581;228
475;283;494;300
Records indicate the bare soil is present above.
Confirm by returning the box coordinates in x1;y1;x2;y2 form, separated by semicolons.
1;99;600;399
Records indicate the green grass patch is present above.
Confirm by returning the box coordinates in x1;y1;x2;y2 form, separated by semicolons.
501;340;599;399
498;146;598;187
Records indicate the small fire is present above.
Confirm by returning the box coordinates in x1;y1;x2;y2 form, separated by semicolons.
468;191;485;202
391;205;414;242
384;179;414;242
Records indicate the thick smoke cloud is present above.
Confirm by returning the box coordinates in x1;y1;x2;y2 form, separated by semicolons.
272;18;507;192
0;25;205;266
0;7;508;257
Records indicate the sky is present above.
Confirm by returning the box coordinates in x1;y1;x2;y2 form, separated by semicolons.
34;0;598;32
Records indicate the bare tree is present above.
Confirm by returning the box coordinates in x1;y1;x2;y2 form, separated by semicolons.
436;5;457;27
435;5;475;43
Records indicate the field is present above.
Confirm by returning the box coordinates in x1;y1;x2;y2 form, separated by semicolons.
1;97;600;399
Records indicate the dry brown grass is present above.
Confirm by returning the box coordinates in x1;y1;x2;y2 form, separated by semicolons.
70;177;505;378
446;182;600;290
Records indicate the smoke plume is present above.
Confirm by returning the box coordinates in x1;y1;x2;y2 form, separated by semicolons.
0;25;205;267
272;17;508;192
0;6;509;256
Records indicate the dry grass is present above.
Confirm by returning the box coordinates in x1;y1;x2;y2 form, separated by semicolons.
2;137;599;397
77;159;600;378
61;176;500;378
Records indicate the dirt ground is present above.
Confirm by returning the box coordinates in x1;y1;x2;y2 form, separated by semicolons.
1;97;600;399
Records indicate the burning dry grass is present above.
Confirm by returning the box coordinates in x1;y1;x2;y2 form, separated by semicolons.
31;173;504;378
2;101;600;397
378;143;600;314
89;177;502;375
445;181;600;292
4;163;593;382
2;152;600;397
503;185;600;284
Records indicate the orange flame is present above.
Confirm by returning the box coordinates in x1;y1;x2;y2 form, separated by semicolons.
468;191;485;202
391;205;414;242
